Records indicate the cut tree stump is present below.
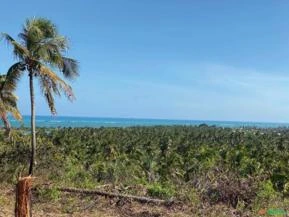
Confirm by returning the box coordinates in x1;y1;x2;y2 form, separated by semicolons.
15;176;34;217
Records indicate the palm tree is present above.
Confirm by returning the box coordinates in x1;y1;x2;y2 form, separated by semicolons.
1;18;79;175
0;74;22;137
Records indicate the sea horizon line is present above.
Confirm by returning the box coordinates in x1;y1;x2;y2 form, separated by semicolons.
12;115;289;125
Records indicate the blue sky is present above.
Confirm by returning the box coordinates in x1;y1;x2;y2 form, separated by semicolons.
1;1;289;122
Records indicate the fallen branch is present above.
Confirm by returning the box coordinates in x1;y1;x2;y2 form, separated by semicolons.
54;187;173;205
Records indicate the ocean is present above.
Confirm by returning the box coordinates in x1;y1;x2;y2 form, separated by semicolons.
5;115;289;128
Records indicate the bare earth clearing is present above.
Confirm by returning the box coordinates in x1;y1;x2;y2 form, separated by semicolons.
0;187;247;217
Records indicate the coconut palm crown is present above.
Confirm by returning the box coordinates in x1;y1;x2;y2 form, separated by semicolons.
1;17;79;174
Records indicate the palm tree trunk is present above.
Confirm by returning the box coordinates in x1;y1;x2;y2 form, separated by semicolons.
28;72;36;175
1;113;11;138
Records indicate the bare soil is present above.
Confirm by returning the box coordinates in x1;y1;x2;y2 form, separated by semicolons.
0;187;250;217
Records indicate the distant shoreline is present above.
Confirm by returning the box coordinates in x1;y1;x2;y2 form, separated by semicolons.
5;115;289;128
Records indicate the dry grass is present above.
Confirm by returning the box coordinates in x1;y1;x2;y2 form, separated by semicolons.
0;186;282;217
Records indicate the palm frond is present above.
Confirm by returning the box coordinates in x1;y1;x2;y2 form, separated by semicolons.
39;36;68;51
26;18;58;38
1;33;29;60
1;93;18;106
38;74;58;114
36;63;75;114
23;18;58;51
10;107;22;121
0;74;22;124
38;64;75;100
34;37;66;65
0;75;6;89
3;62;25;92
62;57;79;79
4;104;22;121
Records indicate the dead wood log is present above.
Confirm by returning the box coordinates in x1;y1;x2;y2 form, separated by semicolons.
55;187;173;205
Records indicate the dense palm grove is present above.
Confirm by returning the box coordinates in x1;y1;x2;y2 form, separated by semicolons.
0;125;288;213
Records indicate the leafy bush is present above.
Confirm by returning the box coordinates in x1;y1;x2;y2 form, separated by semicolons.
146;182;175;199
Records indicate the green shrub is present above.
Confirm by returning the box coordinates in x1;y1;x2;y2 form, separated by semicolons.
147;183;175;199
37;187;60;202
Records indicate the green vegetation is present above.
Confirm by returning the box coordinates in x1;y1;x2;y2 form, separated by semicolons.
2;17;79;175
0;125;288;214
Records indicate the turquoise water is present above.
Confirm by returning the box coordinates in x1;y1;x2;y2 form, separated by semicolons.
5;115;289;128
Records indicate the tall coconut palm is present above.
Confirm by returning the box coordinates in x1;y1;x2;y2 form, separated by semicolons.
1;18;79;175
0;74;22;137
